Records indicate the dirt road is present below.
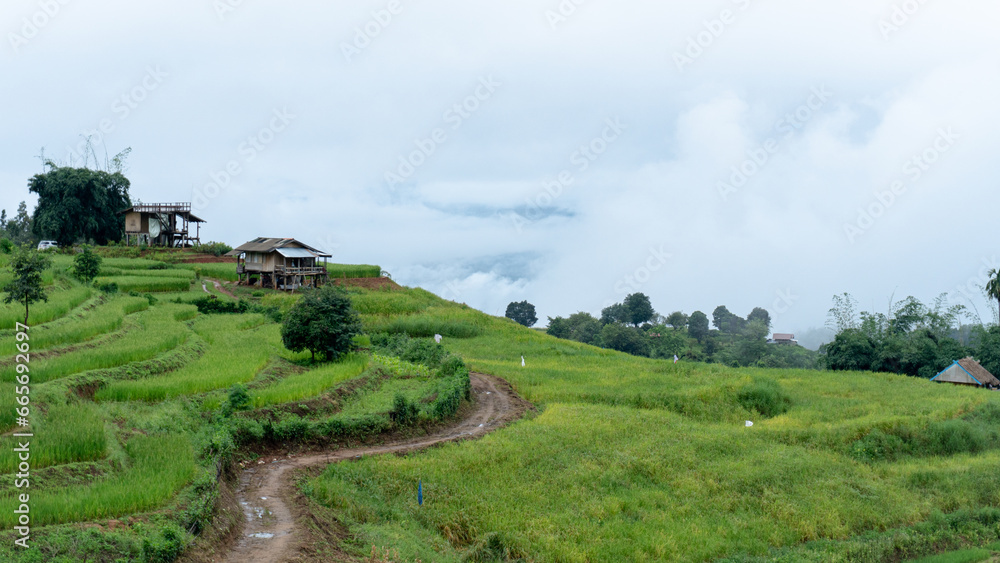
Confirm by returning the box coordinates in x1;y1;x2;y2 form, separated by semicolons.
220;372;528;563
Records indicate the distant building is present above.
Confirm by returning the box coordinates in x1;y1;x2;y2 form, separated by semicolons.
931;357;1000;389
120;202;205;247
226;237;330;290
767;333;797;345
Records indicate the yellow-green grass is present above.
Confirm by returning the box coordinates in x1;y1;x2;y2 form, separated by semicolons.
249;354;369;408
909;548;994;563
0;434;195;527
96;314;280;402
99;267;196;279
5;304;194;385
0;295;148;357
94;275;193;293
0;403;106;473
307;287;1000;562
0;285;92;329
177;262;239;282
361;305;487;339
100;258;170;270
325;264;382;278
348;287;438;316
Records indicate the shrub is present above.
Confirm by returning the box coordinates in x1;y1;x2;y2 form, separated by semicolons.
390;393;419;427
0;238;14;254
222;384;251;417
97;281;119;294
851;429;905;462
736;377;792;418
193;295;250;314
141;524;187;563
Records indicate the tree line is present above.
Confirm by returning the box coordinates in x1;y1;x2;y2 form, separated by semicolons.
822;290;1000;378
508;294;818;369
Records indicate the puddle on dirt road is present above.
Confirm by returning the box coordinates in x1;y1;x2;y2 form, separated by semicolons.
239;501;267;520
249;533;275;539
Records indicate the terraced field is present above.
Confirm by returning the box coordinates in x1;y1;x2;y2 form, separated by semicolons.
3;253;1000;562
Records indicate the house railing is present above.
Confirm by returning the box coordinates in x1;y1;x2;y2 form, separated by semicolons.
274;265;327;275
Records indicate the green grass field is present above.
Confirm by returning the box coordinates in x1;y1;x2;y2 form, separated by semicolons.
306;287;1000;562
3;255;1000;562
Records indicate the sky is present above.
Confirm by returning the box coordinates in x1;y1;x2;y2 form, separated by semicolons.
3;0;1000;340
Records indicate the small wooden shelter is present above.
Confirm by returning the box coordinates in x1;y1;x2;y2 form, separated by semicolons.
226;237;330;290
120;202;205;247
931;357;1000;389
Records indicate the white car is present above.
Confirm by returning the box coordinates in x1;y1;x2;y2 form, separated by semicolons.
37;240;58;250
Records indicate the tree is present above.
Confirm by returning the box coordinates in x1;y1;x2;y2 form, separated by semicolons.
599;323;650;357
747;307;772;331
29;164;132;246
688;311;710;342
712;305;745;334
822;328;876;371
505;300;538;327
281;285;361;361
623;292;655;327
2;245;52;325
733;320;769;366
547;312;602;345
827;292;859;332
665;311;688;331
72;245;102;283
3;202;34;245
600;302;628;325
986;269;1000;325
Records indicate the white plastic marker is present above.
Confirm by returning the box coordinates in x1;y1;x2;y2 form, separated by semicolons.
673;354;679;363
434;334;442;343
521;356;525;367
745;421;754;427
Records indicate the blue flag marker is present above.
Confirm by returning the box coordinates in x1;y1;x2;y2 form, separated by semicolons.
418;479;423;506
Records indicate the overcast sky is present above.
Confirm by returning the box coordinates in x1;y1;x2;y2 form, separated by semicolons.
3;0;1000;337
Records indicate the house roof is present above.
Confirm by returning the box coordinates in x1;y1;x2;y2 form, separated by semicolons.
932;357;1000;387
119;203;206;223
772;333;795;340
225;237;331;258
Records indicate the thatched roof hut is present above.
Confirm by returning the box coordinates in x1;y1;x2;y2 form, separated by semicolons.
931;357;1000;388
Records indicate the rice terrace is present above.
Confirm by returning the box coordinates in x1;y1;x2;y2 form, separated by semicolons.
0;238;999;563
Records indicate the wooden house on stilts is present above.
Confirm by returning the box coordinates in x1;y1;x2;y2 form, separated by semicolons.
226;237;330;290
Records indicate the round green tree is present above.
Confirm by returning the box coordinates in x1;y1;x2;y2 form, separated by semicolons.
281;285;361;361
505;300;538;327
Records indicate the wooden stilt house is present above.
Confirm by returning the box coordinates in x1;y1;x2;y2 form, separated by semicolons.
120;202;205;247
226;238;330;290
931;357;1000;389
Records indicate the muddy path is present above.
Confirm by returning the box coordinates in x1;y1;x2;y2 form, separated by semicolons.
220;372;529;563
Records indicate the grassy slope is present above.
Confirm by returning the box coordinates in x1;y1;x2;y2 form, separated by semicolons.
308;287;1000;562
